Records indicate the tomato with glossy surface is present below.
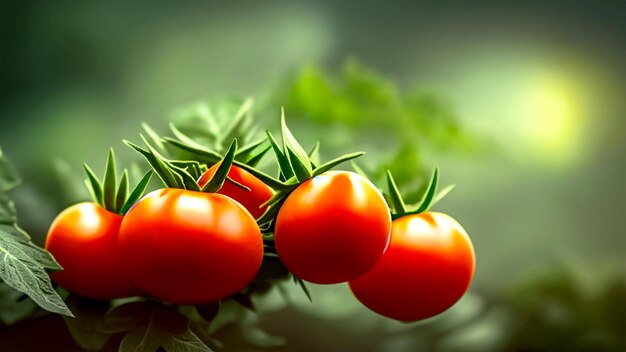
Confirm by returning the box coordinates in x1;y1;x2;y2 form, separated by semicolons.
274;171;391;284
349;212;475;321
118;188;263;304
197;164;273;219
45;202;139;300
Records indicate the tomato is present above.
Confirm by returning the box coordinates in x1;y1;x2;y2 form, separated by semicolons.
349;212;475;321
118;188;263;304
197;164;273;219
45;202;139;300
274;171;391;284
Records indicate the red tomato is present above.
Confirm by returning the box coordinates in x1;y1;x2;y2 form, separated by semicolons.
349;212;475;321
197;164;273;219
274;171;391;284
118;188;263;304
45;202;139;300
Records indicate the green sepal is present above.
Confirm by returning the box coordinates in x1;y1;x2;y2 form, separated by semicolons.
163;137;222;165
412;167;439;213
83;164;104;206
225;176;251;192
280;109;312;181
102;149;117;211
236;138;266;162
432;184;455;206
244;145;271;168
120;170;153;215
292;275;312;303
115;170;129;213
266;130;293;181
351;161;369;179
233;160;290;191
141;123;167;154
386;170;407;214
202;139;237;193
222;98;254;145
308;141;320;169
312;152;365;176
125;139;183;189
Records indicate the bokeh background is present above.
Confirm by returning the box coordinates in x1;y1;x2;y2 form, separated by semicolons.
1;1;624;351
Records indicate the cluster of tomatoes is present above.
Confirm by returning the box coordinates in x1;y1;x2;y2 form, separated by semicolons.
45;116;475;322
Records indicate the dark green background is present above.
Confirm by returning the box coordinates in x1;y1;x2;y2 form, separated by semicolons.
1;1;624;351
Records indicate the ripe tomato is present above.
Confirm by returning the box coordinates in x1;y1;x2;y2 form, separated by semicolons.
197;164;273;219
45;202;139;300
274;171;391;284
118;188;263;304
349;212;475;321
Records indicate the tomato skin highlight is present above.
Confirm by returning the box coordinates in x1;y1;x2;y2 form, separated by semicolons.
45;202;140;300
349;212;475;321
274;171;391;284
197;164;273;219
118;188;264;304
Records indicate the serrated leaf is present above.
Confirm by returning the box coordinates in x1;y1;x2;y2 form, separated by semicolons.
202;139;237;193
412;167;439;214
115;170;129;214
0;224;73;317
266;131;293;181
0;282;37;325
312;152;365;176
83;164;104;206
386;170;407;214
0;147;20;192
10;225;62;270
120;170;153;215
102;149;117;211
116;303;211;352
280;110;312;181
62;295;111;350
0;193;17;225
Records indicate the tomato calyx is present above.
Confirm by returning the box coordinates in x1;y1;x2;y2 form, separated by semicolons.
386;167;456;220
83;149;153;215
124;136;246;194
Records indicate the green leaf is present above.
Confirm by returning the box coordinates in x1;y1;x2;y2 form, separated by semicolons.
202;139;237;193
62;295;111;350
102;149;117;211
266;130;293;181
0;147;20;192
120;171;153;215
113;302;211;352
312;152;365;176
83;164;104;206
169;123;219;157
0;283;37;325
222;98;254;146
0;193;17;225
281;109;312;181
386;170;407;214
412;167;439;214
115;170;129;214
235;138;266;162
0;224;73;317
